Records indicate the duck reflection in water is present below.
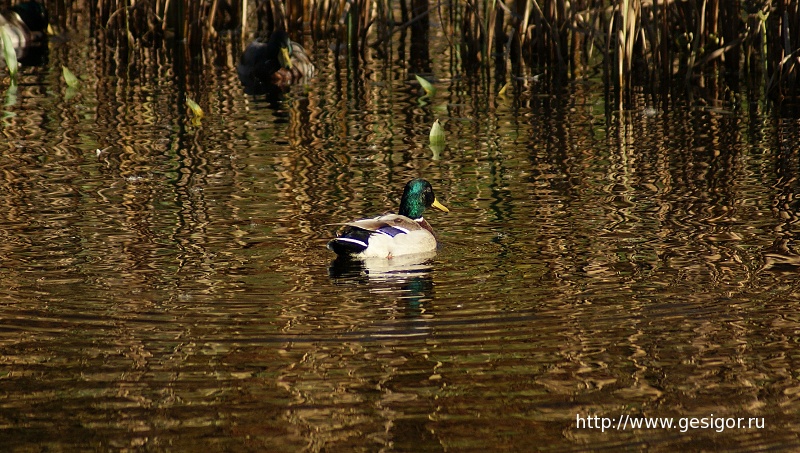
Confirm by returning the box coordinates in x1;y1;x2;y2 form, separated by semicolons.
329;253;436;318
0;1;49;67
328;251;437;280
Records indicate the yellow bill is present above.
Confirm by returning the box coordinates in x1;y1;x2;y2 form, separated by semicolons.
432;198;449;212
280;47;293;69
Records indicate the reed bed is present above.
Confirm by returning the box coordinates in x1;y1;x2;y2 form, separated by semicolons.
47;0;800;104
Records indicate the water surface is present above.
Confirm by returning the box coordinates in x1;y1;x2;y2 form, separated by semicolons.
1;24;800;452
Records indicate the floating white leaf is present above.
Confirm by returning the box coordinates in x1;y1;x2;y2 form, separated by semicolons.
62;66;79;88
429;119;445;160
429;119;445;146
1;27;18;80
186;98;204;126
415;74;435;97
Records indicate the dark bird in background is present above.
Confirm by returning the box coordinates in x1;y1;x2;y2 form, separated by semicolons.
237;30;315;95
0;0;48;66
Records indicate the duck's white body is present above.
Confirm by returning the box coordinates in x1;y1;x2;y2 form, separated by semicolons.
330;214;438;259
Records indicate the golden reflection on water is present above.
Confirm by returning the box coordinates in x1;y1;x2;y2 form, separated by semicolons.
3;19;800;452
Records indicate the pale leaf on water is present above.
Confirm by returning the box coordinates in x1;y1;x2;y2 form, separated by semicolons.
429;119;445;145
62;66;79;88
186;98;204;125
186;98;203;117
429;119;445;161
1;27;18;80
429;119;446;160
498;82;511;97
415;74;435;96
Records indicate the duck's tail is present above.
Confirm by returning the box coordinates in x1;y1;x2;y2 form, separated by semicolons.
327;227;371;256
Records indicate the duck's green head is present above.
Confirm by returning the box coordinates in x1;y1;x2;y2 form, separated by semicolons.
12;1;48;34
399;178;449;219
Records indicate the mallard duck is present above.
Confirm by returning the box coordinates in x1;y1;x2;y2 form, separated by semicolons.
0;1;48;65
237;30;315;93
328;179;450;259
